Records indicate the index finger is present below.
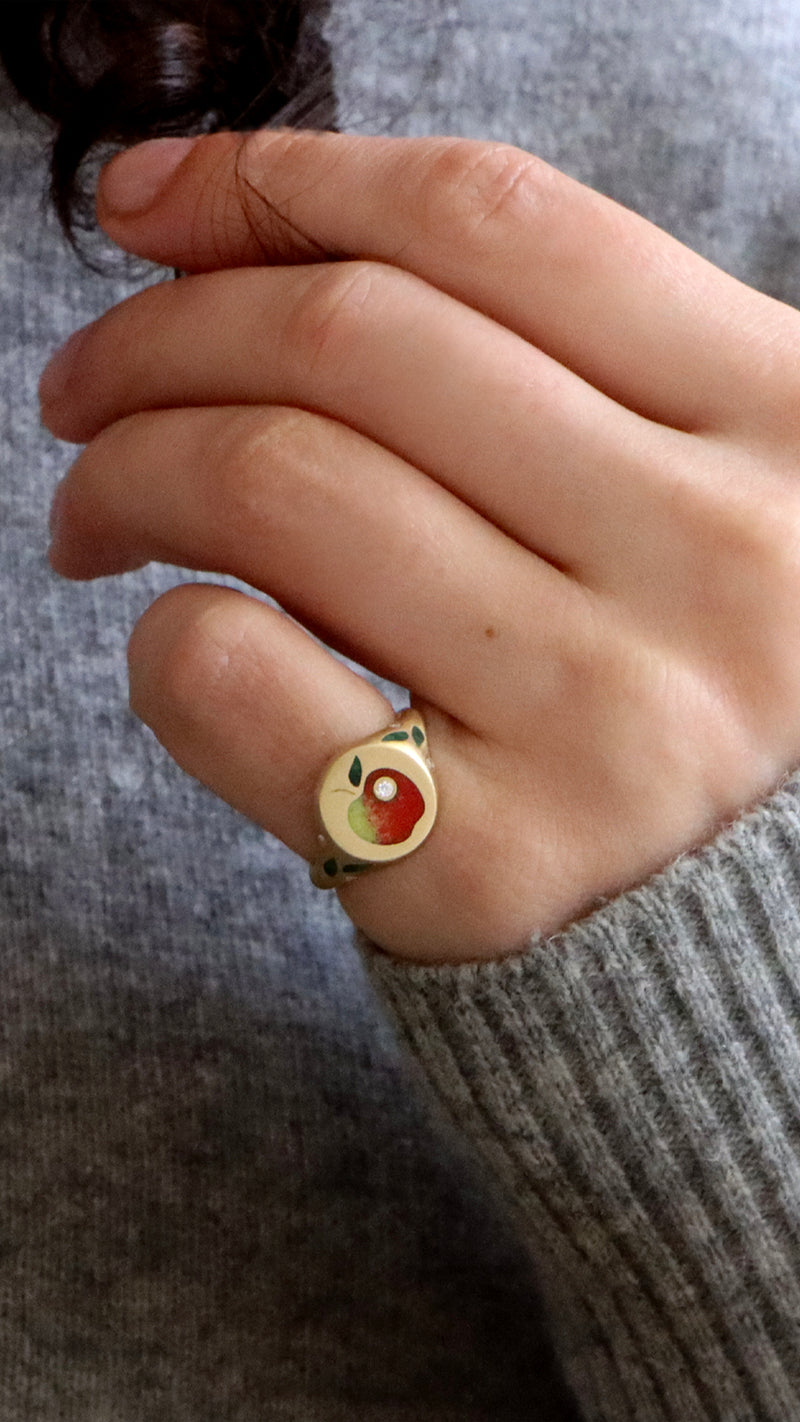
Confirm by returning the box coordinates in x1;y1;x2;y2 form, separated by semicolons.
96;129;800;436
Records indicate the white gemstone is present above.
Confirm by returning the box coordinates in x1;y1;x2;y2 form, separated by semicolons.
373;776;398;802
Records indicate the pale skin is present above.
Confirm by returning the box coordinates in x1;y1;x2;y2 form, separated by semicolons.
38;128;800;964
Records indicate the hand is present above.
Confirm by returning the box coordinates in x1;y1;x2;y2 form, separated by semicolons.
39;129;800;963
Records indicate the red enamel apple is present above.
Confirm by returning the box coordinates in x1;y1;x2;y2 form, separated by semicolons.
347;767;425;846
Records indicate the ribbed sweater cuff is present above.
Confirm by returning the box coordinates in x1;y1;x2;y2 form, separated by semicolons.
363;773;800;1421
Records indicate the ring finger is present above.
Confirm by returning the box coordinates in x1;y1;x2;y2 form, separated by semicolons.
49;402;589;736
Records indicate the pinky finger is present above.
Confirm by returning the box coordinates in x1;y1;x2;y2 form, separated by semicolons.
127;582;400;866
127;582;525;963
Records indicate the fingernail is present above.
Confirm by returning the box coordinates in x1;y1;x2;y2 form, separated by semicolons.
47;479;70;568
100;136;199;217
48;479;66;537
39;325;90;409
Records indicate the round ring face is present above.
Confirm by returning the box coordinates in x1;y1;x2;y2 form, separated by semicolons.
317;739;437;866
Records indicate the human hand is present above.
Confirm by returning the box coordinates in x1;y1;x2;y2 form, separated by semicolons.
39;129;800;963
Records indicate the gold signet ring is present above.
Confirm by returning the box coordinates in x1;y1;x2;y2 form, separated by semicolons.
310;709;437;890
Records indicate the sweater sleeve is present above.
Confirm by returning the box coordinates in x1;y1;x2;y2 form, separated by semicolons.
362;771;800;1422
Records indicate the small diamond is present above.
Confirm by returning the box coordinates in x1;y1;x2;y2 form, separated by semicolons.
373;776;397;802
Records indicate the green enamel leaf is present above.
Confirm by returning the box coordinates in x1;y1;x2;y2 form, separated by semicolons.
412;726;425;746
382;731;409;742
348;756;363;787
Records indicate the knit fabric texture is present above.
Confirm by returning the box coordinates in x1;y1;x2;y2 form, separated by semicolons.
367;772;800;1420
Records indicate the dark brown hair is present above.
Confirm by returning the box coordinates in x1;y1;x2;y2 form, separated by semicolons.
0;1;336;245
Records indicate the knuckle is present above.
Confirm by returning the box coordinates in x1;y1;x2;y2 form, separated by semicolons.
412;138;553;241
234;128;329;256
283;260;384;375
734;496;800;645
669;471;800;723
208;406;312;535
236;125;319;196
700;481;800;595
129;588;236;732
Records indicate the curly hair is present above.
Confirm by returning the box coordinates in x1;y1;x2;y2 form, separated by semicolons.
0;1;336;244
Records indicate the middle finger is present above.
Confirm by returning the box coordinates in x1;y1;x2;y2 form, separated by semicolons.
40;261;668;583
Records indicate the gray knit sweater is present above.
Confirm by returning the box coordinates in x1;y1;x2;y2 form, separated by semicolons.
368;773;800;1419
4;2;800;1420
